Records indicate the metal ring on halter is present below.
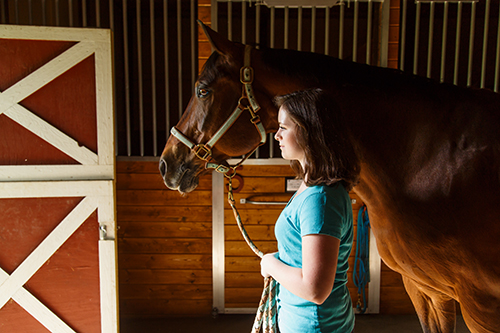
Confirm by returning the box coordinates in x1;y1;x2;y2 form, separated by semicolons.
237;96;251;110
192;143;212;161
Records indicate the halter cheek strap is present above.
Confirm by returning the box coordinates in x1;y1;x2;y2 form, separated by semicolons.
170;45;267;175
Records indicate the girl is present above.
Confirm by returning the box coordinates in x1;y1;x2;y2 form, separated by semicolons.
260;88;360;333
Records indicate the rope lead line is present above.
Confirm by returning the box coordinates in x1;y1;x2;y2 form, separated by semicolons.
227;176;277;333
354;204;370;314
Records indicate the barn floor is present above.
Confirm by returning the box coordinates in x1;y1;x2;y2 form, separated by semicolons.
120;314;471;333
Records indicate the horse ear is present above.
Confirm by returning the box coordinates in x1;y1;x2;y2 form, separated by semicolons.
197;20;239;57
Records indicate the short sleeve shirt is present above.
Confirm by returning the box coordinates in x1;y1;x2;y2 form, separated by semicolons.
274;183;355;333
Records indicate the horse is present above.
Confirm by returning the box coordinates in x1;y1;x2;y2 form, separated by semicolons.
159;21;500;333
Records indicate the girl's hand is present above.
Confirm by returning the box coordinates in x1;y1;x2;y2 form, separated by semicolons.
260;252;278;278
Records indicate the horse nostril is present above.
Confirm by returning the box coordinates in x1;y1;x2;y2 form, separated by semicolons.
159;158;167;178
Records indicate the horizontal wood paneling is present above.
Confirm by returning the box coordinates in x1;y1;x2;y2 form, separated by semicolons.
119;238;212;254
117;161;416;317
118;205;212;222
119;299;213;317
120;269;212;285
117;160;213;318
117;189;211;206
118;222;211;238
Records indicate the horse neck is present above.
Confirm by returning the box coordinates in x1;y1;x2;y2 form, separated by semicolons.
254;48;424;191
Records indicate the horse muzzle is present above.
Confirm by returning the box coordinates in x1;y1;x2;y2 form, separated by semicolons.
159;155;200;193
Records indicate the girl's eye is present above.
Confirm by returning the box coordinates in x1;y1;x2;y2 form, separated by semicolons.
197;87;210;98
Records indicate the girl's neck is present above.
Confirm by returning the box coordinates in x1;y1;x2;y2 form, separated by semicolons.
295;180;308;197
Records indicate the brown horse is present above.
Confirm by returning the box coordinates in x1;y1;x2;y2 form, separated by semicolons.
160;22;500;333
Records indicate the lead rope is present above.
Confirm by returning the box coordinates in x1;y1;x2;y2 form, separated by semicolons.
354;204;370;314
226;174;277;333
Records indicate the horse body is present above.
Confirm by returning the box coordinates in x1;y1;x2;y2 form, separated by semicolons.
160;23;500;333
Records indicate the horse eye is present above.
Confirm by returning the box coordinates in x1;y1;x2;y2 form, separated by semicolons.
197;87;210;98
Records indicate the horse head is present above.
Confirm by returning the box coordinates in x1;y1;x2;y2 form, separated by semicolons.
159;22;279;193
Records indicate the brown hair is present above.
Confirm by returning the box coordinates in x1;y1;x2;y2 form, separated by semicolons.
274;88;360;191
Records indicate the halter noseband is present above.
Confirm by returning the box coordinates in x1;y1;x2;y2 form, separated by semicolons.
170;45;267;175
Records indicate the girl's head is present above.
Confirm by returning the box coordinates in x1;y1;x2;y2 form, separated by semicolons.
274;88;360;191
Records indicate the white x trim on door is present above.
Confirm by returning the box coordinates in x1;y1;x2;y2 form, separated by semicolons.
0;25;114;182
0;181;117;332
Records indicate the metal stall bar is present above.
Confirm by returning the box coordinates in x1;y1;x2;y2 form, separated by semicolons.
298;6;302;51
311;6;316;52
269;6;276;157
228;0;232;40
480;0;491;89
68;0;73;26
56;0;60;26
109;0;118;156
339;1;344;59
413;1;421;74
136;0;144;156
353;0;359;62
467;1;476;86
256;4;265;159
242;0;246;44
0;1;4;23
96;0;101;27
453;1;463;85
150;0;158;156
123;0;132;156
191;0;196;90
82;0;87;26
495;3;500;92
325;7;330;55
427;1;435;78
366;0;372;65
399;0;407;71
177;0;183;119
29;0;33;24
256;3;261;49
379;0;390;68
440;2;448;83
164;0;171;146
284;6;289;49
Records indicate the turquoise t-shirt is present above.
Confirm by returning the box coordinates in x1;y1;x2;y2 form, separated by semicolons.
274;183;355;333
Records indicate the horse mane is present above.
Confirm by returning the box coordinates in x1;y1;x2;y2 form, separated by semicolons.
260;46;441;92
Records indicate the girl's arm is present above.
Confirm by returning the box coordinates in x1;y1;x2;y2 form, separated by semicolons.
260;234;340;305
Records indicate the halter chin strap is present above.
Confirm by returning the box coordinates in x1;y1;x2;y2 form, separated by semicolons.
170;45;267;175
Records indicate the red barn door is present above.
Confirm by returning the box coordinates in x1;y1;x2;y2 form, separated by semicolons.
0;25;117;332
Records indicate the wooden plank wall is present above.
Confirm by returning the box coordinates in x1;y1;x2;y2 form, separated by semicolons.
116;161;415;317
117;161;213;317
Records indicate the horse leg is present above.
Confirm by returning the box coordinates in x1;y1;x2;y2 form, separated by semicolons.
402;276;456;333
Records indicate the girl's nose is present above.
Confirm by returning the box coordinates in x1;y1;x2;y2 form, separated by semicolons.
274;131;280;141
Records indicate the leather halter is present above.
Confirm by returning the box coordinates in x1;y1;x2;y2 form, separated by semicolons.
170;45;267;175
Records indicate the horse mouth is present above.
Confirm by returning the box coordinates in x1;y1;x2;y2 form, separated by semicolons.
160;160;200;194
175;169;199;194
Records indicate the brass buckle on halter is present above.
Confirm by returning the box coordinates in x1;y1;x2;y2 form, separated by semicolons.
193;144;212;161
214;164;230;174
240;66;254;84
